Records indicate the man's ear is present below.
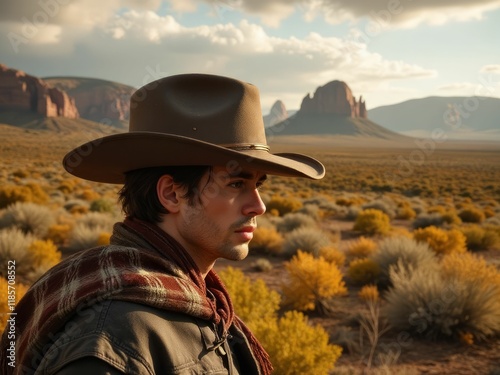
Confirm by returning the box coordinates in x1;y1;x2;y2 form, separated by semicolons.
157;175;181;213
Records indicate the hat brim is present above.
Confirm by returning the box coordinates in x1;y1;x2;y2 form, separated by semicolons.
62;132;325;183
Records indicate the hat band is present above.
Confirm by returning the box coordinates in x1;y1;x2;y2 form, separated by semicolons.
221;143;270;152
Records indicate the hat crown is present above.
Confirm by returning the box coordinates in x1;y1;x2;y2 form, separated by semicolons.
129;74;267;146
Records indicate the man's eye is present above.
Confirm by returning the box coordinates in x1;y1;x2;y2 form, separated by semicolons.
229;181;244;188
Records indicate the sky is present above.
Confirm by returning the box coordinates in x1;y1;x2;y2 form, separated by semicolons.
1;0;500;113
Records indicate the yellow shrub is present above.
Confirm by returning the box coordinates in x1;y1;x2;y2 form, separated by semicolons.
0;278;29;332
440;252;500;285
336;196;365;207
78;188;100;201
318;246;345;267
219;267;280;327
413;226;467;255
27;239;61;269
57;178;79;194
353;209;391;236
358;285;379;303
46;224;72;245
266;196;302;216
282;251;347;312
484;207;495;219
249;227;284;255
459;207;485;223
346;236;377;259
97;232;112;246
347;258;380;285
0;183;49;209
442;211;462;225
459;225;500;251
254;311;342;375
396;205;417;220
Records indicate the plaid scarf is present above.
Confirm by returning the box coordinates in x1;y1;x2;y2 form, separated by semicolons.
0;218;272;375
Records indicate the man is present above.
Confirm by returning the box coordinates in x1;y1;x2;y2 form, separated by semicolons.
1;74;325;374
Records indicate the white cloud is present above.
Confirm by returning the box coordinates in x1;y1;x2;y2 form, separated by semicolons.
480;64;500;74
0;9;437;110
198;0;500;28
436;81;500;98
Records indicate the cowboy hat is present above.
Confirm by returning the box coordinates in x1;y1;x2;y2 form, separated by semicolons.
62;73;325;183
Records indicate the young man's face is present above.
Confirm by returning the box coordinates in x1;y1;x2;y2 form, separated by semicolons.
170;165;267;269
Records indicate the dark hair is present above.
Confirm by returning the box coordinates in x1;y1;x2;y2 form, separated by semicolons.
118;165;210;223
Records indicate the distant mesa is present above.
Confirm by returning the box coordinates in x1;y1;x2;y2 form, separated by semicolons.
268;79;403;139
300;80;367;118
44;77;135;129
0;64;79;119
263;100;288;128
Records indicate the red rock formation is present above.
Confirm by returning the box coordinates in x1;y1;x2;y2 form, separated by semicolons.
70;85;132;122
299;80;367;118
0;64;79;118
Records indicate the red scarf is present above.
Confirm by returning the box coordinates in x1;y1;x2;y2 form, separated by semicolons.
0;218;272;375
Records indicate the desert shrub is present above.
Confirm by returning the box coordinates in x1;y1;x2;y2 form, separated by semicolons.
346;236;377;259
90;198;116;213
276;212;316;233
0;278;29;332
283;227;331;258
459;225;500;251
347;258;380;285
249;227;284;255
362;199;396;219
26;239;62;281
345;206;361;221
442;211;462;226
266;196;302;216
412;213;444;229
255;311;342;375
484;206;496;219
57;178;79;194
413;226;467;255
358;285;379;303
251;258;273;272
0;183;49;209
371;236;437;289
97;232;112;246
256;214;276;229
219;267;280;326
396;205;417;220
27;239;61;269
67;223;110;252
318;245;346;267
297;204;321;219
0;228;35;281
64;199;89;213
336;195;365;207
385;252;500;341
46;223;72;245
0;202;55;237
353;209;391;236
77;212;115;230
459;207;485;223
282;250;347;312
